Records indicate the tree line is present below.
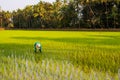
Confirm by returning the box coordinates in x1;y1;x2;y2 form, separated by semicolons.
1;0;120;29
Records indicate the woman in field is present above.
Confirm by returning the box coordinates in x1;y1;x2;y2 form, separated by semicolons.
34;42;42;53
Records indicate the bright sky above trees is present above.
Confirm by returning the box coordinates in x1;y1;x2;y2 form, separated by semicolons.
0;0;55;11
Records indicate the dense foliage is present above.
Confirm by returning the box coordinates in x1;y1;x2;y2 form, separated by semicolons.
0;0;120;29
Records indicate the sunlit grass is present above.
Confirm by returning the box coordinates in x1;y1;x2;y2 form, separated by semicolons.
0;30;120;80
0;54;119;80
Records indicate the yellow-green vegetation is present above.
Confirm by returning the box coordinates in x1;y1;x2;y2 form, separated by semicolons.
0;30;120;80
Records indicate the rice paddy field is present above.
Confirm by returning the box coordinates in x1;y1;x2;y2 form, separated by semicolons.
0;30;120;80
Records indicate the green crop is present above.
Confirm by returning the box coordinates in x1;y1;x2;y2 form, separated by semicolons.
0;30;120;80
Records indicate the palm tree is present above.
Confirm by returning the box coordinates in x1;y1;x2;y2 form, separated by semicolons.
112;4;118;28
33;1;46;28
2;11;12;27
24;5;33;28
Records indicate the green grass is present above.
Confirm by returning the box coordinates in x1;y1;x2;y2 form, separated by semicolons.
0;30;120;80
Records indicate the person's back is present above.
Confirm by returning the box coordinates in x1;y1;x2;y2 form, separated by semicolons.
34;42;42;53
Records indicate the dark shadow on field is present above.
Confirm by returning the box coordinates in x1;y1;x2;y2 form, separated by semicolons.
0;43;69;62
34;53;43;63
88;35;120;39
0;43;33;56
0;43;46;65
12;36;120;45
0;43;119;73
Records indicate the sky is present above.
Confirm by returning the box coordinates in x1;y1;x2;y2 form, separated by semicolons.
0;0;55;12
